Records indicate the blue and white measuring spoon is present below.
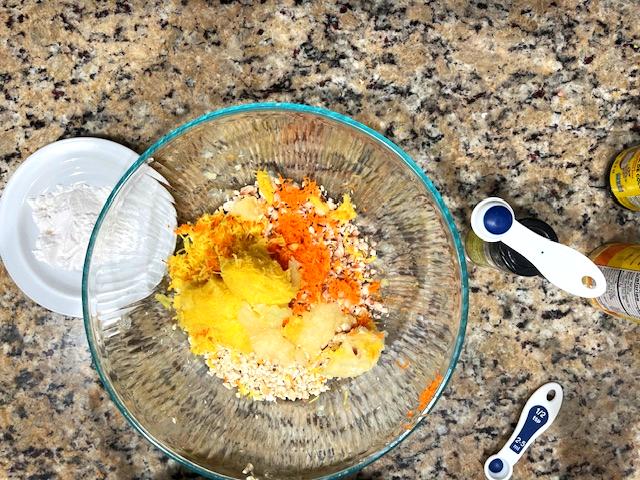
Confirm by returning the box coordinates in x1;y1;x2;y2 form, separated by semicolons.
484;382;563;480
471;197;606;298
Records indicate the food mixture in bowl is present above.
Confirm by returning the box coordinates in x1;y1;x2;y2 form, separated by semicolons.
162;172;387;401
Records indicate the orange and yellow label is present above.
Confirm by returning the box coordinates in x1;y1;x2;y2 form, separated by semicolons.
609;145;640;211
591;243;640;269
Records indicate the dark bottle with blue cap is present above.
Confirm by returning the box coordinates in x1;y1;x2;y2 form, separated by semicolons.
466;218;558;277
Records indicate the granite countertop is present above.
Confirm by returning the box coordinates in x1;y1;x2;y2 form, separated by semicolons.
1;1;639;479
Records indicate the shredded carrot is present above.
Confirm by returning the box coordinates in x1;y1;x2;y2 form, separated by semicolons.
277;178;320;208
328;277;361;304
417;374;444;412
265;178;372;315
368;280;381;294
290;300;309;315
396;358;410;370
355;311;374;328
270;182;337;310
405;374;444;420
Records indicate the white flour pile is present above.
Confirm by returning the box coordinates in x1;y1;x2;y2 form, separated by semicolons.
29;183;126;271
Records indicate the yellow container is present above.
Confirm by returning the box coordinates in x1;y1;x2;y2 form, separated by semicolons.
609;145;640;211
589;243;640;323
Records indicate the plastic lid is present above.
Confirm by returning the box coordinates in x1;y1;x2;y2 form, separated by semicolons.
495;218;559;277
484;205;513;234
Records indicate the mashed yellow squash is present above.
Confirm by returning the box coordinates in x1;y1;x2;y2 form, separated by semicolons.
221;248;297;305
172;277;250;354
173;245;297;354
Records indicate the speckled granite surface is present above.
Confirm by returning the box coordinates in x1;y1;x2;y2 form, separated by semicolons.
1;1;639;479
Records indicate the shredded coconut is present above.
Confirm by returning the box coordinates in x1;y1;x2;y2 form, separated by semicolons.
28;182;127;271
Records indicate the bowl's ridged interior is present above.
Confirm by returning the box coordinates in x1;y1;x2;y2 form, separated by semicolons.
85;107;466;479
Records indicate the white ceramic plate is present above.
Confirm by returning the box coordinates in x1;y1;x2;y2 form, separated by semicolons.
0;138;139;317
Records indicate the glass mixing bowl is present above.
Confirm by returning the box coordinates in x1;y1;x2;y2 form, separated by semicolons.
83;103;468;479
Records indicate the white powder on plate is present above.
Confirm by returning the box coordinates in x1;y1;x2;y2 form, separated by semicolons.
28;183;112;271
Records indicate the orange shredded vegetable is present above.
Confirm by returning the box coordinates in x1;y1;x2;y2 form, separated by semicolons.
269;179;362;313
417;374;444;413
368;280;381;294
328;277;361;304
277;178;321;208
396;358;411;370
355;311;374;328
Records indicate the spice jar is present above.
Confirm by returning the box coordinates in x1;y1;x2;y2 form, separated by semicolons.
609;144;640;211
589;243;640;323
466;218;558;277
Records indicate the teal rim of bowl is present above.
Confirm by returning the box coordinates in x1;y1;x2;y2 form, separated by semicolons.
82;102;469;480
